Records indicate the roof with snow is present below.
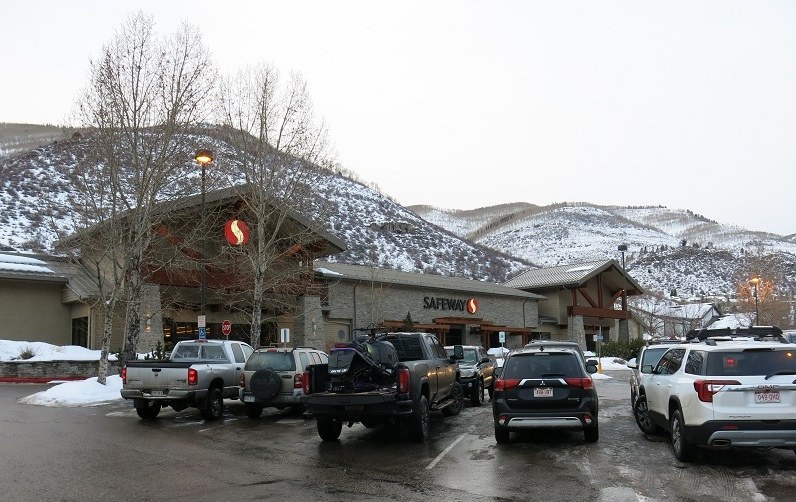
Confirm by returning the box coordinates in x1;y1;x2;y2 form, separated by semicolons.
0;253;96;299
314;261;545;299
502;259;644;295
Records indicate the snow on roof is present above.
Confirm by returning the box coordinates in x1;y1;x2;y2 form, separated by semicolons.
0;253;53;274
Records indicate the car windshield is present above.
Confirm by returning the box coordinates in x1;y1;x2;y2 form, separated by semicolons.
460;349;479;364
503;353;581;378
245;351;295;371
444;347;479;364
706;349;796;376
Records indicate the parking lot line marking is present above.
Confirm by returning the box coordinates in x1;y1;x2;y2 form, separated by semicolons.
425;433;466;470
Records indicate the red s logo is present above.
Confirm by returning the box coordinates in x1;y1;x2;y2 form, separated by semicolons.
466;298;478;314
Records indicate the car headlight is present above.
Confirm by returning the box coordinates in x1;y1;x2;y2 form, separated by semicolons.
460;368;476;378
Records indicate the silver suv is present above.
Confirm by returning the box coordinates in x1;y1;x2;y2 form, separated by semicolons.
239;346;328;418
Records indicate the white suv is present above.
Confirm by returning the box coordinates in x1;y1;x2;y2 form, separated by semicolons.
633;338;796;461
239;346;328;418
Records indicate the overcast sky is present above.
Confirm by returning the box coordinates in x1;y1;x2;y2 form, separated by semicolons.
4;1;795;235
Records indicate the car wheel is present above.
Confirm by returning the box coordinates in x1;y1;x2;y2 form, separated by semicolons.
471;380;485;407
135;400;161;420
584;424;599;443
633;395;662;435
200;387;223;420
495;426;510;444
244;402;263;419
442;382;463;416
671;408;697;462
317;418;343;441
407;395;430;442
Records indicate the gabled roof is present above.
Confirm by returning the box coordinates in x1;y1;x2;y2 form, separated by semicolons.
315;261;545;300
502;259;644;295
58;183;347;257
0;253;95;301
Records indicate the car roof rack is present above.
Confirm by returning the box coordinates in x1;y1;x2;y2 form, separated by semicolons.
687;325;784;341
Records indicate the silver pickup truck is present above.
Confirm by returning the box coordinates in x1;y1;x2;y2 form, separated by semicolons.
120;339;254;420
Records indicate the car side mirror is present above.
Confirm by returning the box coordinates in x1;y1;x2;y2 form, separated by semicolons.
626;361;638;369
453;345;464;361
641;364;654;374
480;356;490;364
586;364;598;374
586;358;598;367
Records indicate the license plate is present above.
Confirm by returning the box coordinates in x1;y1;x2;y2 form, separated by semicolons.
534;387;554;398
755;391;780;403
243;395;255;403
151;390;165;397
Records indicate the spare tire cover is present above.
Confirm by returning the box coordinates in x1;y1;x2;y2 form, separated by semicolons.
250;369;282;400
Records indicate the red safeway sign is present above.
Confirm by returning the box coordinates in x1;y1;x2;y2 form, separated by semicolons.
222;319;232;336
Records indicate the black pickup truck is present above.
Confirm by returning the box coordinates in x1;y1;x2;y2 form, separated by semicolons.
301;332;464;442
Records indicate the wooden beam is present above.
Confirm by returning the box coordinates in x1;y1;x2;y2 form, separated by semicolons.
569;305;629;319
577;287;598;308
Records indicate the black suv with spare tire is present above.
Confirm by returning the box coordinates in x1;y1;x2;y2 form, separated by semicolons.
238;346;329;418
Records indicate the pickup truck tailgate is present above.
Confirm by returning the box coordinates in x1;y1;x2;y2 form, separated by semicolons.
124;362;195;390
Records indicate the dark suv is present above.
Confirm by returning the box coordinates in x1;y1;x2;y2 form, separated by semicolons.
445;345;496;406
493;346;599;444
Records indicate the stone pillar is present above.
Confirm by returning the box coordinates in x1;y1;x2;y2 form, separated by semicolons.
294;295;325;350
568;315;586;351
618;319;630;343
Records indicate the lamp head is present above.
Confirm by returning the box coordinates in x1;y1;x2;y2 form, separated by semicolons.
195;149;214;165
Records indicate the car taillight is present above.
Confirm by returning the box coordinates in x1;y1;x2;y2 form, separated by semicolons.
398;367;410;394
494;379;520;391
302;371;311;395
121;367;127;385
294;373;303;389
694;379;740;402
239;373;245;388
188;368;198;386
565;377;594;390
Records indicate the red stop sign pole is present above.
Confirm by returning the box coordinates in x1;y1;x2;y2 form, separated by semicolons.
222;319;232;338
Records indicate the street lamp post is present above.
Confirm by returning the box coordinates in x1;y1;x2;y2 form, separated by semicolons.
194;149;214;331
618;244;627;269
750;277;761;326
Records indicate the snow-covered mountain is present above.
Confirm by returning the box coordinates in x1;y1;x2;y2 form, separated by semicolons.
410;203;796;298
0;128;529;285
3;123;794;298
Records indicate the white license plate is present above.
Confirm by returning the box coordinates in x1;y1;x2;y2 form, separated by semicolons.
243;394;255;403
754;391;780;403
534;387;554;398
151;390;165;397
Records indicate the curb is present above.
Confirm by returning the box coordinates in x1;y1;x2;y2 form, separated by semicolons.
0;376;90;384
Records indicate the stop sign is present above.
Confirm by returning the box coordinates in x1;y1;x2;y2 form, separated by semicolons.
222;319;232;337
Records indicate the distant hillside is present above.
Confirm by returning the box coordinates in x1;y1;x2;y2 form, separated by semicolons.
0;127;530;284
4;123;794;297
0;123;72;158
412;203;796;297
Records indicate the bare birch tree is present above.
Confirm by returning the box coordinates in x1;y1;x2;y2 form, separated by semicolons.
215;64;335;347
67;12;214;379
